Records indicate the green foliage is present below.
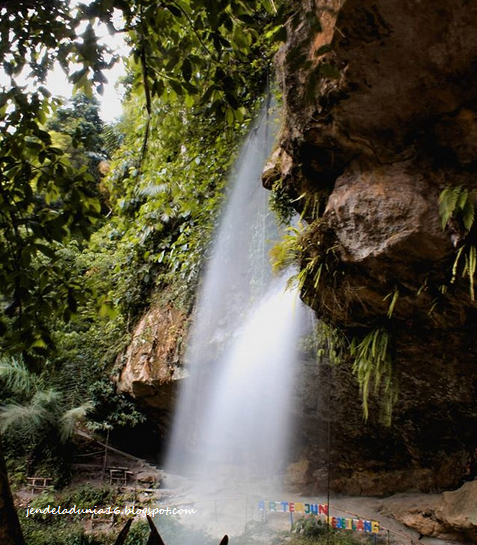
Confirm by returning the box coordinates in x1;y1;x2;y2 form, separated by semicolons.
270;221;329;298
0;1;122;356
350;328;396;424
299;191;326;223
20;486;126;544
59;404;93;443
47;94;106;157
270;224;302;273
291;517;377;545
439;185;477;231
38;236;147;434
56;484;119;509
0;358;92;456
103;123;125;159
87;380;146;431
26;492;57;521
292;516;328;538
22;525;106;545
119;0;289;122
101;90;260;308
316;322;347;366
270;179;296;225
21;490;209;545
0;357;36;397
0;86;102;354
121;522;150;545
0;3;293;544
22;515;148;545
20;500;209;545
46;93;112;201
0;2;115;95
39;71;258;441
451;244;477;300
383;289;399;319
439;185;477;300
1;390;61;438
295;258;324;295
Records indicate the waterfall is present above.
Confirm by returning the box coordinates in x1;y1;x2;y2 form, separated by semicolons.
166;99;307;491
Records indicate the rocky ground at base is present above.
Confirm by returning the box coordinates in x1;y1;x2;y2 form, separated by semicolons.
11;432;474;545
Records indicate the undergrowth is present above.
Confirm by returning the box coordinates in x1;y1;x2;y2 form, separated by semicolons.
20;487;212;545
291;517;382;545
21;519;149;545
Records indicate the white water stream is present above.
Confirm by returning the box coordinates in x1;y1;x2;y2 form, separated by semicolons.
166;100;307;495
157;101;456;545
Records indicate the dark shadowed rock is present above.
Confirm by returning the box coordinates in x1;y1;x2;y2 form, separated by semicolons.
265;0;477;505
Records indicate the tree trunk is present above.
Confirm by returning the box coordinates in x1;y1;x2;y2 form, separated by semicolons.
0;435;25;545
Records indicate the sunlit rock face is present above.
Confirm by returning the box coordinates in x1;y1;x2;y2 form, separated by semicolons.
115;302;188;433
382;481;477;543
268;0;477;497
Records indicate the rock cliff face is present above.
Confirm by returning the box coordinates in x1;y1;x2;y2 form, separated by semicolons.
265;0;477;496
115;301;187;433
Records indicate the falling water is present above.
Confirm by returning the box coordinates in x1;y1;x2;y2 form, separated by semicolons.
166;99;307;492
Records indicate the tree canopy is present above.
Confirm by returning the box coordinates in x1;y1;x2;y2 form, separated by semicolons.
0;0;288;358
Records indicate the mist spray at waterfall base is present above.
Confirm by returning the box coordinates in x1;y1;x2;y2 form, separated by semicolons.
162;100;310;541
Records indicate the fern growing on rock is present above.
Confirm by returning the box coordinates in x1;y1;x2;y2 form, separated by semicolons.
439;186;476;231
439;185;477;300
350;328;396;424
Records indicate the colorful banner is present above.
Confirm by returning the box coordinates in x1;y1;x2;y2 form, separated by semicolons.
258;501;380;534
258;501;328;515
325;516;380;534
